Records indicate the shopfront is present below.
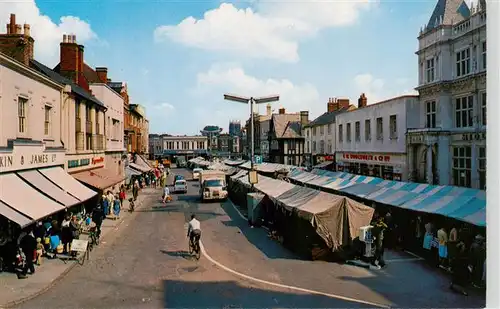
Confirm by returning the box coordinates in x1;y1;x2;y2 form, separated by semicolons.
0;141;97;237
335;152;407;181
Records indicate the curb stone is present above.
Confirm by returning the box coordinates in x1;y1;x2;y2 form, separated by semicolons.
0;193;154;309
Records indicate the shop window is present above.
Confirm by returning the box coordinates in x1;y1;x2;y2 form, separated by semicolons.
455;96;473;128
376;117;383;140
455;48;470;77
389;115;397;139
338;124;343;142
426;101;436;128
346;123;352;142
355;121;360;141
478;147;486;190
426;58;435;83
452;146;472;188
44;105;52;136
365;119;371;141
18;97;28;134
481;92;486;126
481;41;486;70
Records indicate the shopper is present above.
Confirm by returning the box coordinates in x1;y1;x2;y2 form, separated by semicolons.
449;240;469;295
371;216;388;269
437;226;448;268
61;215;72;254
113;194;121;219
20;230;36;275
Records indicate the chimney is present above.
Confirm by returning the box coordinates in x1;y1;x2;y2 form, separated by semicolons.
337;98;350;110
300;111;309;126
0;14;35;66
96;67;108;83
278;107;285;114
327;97;336;113
59;34;80;83
358;93;367;108
266;103;272;116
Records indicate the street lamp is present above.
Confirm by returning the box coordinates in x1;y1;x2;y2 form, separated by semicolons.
223;94;280;171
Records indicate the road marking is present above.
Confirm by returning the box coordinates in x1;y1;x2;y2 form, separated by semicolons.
384;257;424;263
199;242;391;308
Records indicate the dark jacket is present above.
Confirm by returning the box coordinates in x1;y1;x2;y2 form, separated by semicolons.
20;233;36;259
92;207;105;225
70;221;80;239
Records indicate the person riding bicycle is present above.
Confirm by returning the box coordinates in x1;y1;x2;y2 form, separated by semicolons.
187;214;201;248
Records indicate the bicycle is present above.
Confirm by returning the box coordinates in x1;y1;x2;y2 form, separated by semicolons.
78;226;99;265
188;236;201;260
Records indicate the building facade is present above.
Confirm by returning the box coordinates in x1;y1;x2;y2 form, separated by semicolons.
229;120;242;136
335;95;420;181
409;0;486;189
127;104;148;155
0;43;97;234
148;133;163;159
217;133;231;157
162;135;208;159
304;98;353;166
268;109;308;165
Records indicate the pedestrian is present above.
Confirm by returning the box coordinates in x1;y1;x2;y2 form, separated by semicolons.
69;215;80;256
370;216;387;269
469;234;486;288
447;225;458;269
102;195;109;218
133;180;139;201
107;191;115;215
19;230;36;275
92;203;105;239
437;226;448;268
61;214;71;254
423;220;434;260
119;187;126;206
113;194;121;219
450;240;469;295
162;185;171;204
35;237;44;265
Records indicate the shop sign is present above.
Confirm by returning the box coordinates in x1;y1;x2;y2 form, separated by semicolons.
67;159;90;168
454;132;486;142
0;145;65;173
343;153;391;162
337;152;406;166
92;157;104;164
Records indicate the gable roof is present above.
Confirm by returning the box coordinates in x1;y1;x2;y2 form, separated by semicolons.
272;114;302;139
281;121;302;138
32;60;104;107
305;107;350;128
426;0;470;31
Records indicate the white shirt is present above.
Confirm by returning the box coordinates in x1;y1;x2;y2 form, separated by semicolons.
164;187;170;195
188;218;201;233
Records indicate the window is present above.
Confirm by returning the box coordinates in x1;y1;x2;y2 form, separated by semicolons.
338;125;343;142
312;127;317;136
312;141;317;152
455;96;473;128
426;101;437;128
18;97;28;134
478;147;486;190
481;41;486;70
327;140;332;153
319;140;325;153
452;146;471;187
481;92;486;126
44;106;52;136
456;48;470;77
389;115;397;139
320;126;324;135
376;117;383;140
346;123;352;142
355;121;360;141
426;58;435;82
365;119;371;141
327;124;332;134
306;130;309;137
75;102;81;118
306;141;310;153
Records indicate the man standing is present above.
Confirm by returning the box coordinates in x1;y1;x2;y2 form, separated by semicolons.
162;185;171;204
20;230;36;275
371;216;388;269
92;203;105;239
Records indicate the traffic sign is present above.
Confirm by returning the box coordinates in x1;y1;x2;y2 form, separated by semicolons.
254;155;263;164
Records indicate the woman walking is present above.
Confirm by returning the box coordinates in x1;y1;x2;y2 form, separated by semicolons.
113;194;121;219
119;186;126;206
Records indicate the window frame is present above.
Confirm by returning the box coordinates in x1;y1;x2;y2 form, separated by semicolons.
389;115;397;139
455;47;471;77
355;121;361;142
44;105;52;137
17;96;28;135
454;95;474;128
452;146;472;188
338;124;343;142
425;57;435;83
376;117;383;140
478;146;486;190
425;101;437;128
481;41;486;70
480;91;486;126
346;123;352;142
364;119;371;141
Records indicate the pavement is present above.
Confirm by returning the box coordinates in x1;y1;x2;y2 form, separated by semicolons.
0;187;153;308
2;168;486;308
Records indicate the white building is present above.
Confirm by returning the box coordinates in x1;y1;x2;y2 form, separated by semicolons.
0;49;97;232
304;98;353;166
409;0;486;189
161;135;208;159
335;95;420;181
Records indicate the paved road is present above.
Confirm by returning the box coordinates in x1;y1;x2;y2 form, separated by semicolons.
15;168;485;308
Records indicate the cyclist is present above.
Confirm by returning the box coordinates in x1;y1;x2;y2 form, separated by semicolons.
187;214;201;249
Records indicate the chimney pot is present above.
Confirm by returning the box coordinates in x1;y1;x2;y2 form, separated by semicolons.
9;14;16;35
23;24;30;36
15;24;22;34
72;34;76;43
63;34;67;43
279;107;285;114
6;23;10;34
96;67;108;83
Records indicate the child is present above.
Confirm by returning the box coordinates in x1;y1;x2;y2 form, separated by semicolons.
36;238;45;265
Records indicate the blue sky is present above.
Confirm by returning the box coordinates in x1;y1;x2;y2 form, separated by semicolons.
2;0;443;135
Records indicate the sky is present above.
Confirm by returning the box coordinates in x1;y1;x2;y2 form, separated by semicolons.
0;0;458;135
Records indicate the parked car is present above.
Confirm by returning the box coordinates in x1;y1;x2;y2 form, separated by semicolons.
173;179;188;193
192;168;203;181
173;174;184;185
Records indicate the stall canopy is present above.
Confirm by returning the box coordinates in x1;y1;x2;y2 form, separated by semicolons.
126;166;142;178
230;170;248;180
239;161;295;174
135;154;153;169
129;162;150;173
223;159;246;166
72;168;126;191
288;168;486;227
313;161;334;169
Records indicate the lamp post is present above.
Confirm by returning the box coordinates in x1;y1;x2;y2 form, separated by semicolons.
223;94;280;171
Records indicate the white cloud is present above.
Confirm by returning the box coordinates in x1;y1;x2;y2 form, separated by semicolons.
193;63;320;127
154;1;375;62
153;102;175;111
353;73;418;104
0;0;97;66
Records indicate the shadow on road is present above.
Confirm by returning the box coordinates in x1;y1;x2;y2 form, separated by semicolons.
159;249;197;261
163;279;375;308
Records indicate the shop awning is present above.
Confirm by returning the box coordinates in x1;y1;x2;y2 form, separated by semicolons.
0;200;33;228
0;173;65;223
125;166;142;177
72;168;126;190
17;169;81;207
313;161;334;169
129;162;150;173
39;167;97;202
